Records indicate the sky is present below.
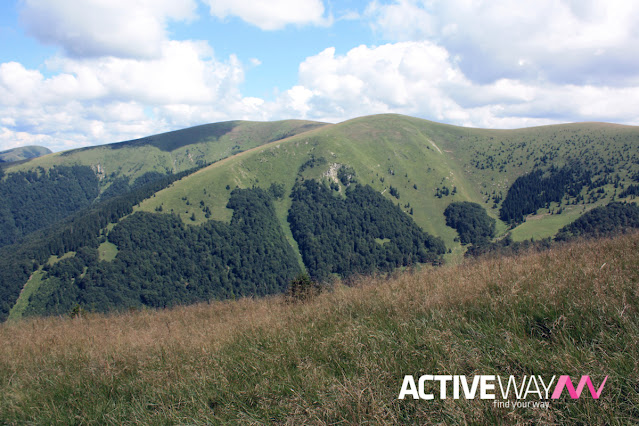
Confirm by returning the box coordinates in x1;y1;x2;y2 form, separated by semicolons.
1;0;638;152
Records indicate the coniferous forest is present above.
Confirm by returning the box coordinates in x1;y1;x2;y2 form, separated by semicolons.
0;167;198;321
11;174;637;319
465;202;639;258
555;202;639;241
0;168;450;320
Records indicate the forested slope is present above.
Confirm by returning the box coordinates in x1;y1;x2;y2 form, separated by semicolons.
4;120;327;193
0;167;200;321
24;188;301;316
139;115;639;250
0;166;99;247
289;180;445;281
2;114;639;320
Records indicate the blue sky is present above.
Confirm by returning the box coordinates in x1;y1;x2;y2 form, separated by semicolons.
1;0;638;152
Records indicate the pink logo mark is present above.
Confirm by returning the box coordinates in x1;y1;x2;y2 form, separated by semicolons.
551;375;608;399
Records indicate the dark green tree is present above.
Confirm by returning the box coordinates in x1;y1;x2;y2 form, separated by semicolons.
444;202;496;245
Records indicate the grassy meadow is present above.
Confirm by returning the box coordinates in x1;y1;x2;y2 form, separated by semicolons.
1;232;637;424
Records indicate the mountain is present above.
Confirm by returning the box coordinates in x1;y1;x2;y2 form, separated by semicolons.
4;120;328;189
1;114;638;321
0;120;327;247
136;114;639;248
0;145;51;163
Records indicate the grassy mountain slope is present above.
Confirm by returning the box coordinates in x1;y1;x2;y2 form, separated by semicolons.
137;114;639;257
4;120;327;192
138;115;479;259
0;120;325;250
0;145;51;163
1;232;636;423
3;114;638;319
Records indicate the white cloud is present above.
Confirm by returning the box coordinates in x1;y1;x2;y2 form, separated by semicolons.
2;35;638;153
0;62;44;105
201;0;329;30
365;0;433;41
4;37;639;152
269;42;639;127
0;40;254;151
46;41;242;105
269;85;315;119
0;43;208;109
3;0;639;153
270;42;468;122
0;127;54;151
366;0;639;86
19;0;196;58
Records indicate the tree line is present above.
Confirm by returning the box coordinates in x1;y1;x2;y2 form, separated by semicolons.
467;202;639;258
555;202;639;241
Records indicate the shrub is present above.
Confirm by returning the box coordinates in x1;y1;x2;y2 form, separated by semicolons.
69;304;86;319
286;273;320;303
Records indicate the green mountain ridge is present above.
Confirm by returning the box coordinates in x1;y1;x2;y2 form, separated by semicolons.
5;119;328;191
0;145;52;163
0;120;327;247
2;113;639;320
136;114;639;250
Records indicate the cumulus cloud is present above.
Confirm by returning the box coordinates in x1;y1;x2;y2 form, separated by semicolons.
201;0;330;30
3;37;639;152
48;41;243;105
267;42;473;122
270;42;639;127
0;127;54;151
366;0;639;85
2;0;638;153
0;40;255;151
19;0;196;58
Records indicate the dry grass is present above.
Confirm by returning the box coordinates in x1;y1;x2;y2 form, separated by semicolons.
1;233;638;424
